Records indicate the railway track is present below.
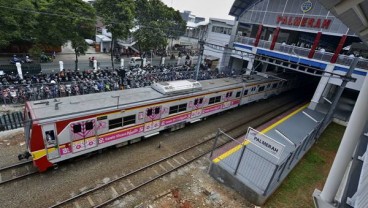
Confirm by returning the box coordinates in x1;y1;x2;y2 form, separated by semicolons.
50;98;307;208
0;160;38;185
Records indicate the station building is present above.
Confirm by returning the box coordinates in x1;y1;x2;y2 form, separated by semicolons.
208;0;368;207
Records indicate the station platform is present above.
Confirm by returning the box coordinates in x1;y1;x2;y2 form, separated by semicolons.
209;103;325;205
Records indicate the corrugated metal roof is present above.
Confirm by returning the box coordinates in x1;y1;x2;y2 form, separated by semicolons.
318;0;368;42
229;0;260;17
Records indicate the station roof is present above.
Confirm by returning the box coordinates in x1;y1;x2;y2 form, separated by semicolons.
229;0;259;17
318;0;368;42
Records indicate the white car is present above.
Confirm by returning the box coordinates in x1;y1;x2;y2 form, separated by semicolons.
85;39;95;46
129;57;143;67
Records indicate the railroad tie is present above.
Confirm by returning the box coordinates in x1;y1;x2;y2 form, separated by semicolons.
173;158;181;165
166;160;175;168
86;196;95;207
119;182;128;191
110;186;119;197
159;164;167;171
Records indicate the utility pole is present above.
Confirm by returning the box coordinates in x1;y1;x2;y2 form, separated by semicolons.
195;39;205;80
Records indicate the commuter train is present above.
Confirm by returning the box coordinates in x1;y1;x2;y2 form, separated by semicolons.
20;72;298;172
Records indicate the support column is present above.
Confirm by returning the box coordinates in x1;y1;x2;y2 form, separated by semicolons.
330;35;347;63
308;32;322;58
59;61;64;72
161;57;165;65
309;63;334;110
261;62;268;72
177;57;181;65
314;62;368;207
254;24;263;47
269;27;280;50
247;47;258;71
16;62;23;79
93;60;97;72
120;59;124;68
143;58;147;67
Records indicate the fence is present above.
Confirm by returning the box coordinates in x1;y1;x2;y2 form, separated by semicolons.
0;111;24;131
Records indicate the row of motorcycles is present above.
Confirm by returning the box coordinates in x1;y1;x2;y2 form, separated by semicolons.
9;54;53;64
0;79;120;104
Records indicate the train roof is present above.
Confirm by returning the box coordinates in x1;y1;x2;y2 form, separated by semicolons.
27;75;284;122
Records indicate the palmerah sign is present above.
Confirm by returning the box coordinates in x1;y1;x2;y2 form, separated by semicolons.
276;15;332;29
246;127;285;159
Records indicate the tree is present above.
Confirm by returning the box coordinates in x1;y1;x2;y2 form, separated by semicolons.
94;0;135;69
34;0;96;68
0;0;38;48
134;0;186;63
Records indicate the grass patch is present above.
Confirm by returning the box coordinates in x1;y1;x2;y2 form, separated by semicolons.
264;123;345;208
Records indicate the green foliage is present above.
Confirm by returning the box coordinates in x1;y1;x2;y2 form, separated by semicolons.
35;0;96;47
134;0;186;52
0;0;96;50
94;0;135;40
0;0;37;47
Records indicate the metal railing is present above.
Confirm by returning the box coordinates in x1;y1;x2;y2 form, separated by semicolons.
0;111;24;131
234;36;368;70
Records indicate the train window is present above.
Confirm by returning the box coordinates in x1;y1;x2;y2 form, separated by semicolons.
226;92;233;98
236;91;241;98
243;90;248;96
209;96;221;104
251;87;256;92
169;103;187;114
169;106;178;114
147;108;153;116
259;86;265;92
45;130;55;145
215;96;221;102
199;98;203;104
272;83;278;88
73;124;81;133
109;118;122;130
267;84;271;88
194;98;198;105
178;103;187;112
155;107;160;114
209;97;215;104
85;121;93;131
123;115;136;126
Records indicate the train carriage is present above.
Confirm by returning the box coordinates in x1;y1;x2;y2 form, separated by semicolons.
21;73;297;172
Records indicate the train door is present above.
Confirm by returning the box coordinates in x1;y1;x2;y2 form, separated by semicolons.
69;119;97;153
144;106;162;132
42;123;59;160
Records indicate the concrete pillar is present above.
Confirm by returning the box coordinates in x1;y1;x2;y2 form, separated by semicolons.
143;58;147;67
177;57;181;65
314;73;368;207
93;60;97;72
59;61;64;72
261;62;268;72
161;57;165;65
308;32;322;58
247;47;257;71
270;27;280;50
321;83;333;102
120;59;124;68
309;64;334;110
331;35;347;63
16;62;23;79
254;24;263;47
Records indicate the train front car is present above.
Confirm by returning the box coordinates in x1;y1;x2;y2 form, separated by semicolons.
19;101;54;172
